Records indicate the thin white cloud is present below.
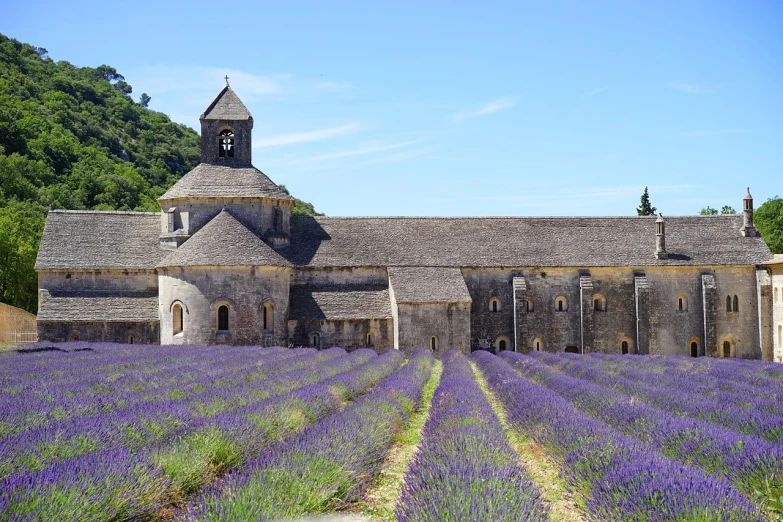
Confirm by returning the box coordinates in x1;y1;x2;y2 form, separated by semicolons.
254;123;361;148
581;87;608;98
673;128;748;138
451;97;515;121
669;82;714;94
307;140;420;162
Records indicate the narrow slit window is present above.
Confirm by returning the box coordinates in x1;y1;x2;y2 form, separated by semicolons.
430;336;437;351
312;332;320;348
733;295;739;313
366;332;373;346
527;297;534;313
173;304;183;335
127;334;134;345
723;340;731;358
690;341;698;357
621;341;628;354
218;305;229;331
727;295;732;313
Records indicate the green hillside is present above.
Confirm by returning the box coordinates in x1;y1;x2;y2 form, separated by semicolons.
0;33;319;314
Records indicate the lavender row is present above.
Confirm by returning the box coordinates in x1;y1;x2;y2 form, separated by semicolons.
582;352;783;412
0;345;304;436
502;351;783;506
0;349;399;521
473;351;761;521
588;352;783;399
187;349;430;521
535;351;783;442
0;348;362;480
396;350;548;522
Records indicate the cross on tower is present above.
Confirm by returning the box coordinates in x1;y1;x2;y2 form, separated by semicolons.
224;75;229;86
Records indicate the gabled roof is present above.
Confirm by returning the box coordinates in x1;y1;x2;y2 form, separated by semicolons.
388;267;472;303
157;210;291;268
288;215;773;268
200;85;252;121
158;164;292;201
35;211;165;271
288;285;392;320
37;290;159;323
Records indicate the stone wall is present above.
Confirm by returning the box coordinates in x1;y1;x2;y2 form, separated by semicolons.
462;266;762;358
37;321;159;344
38;270;158;294
159;197;292;241
158;265;290;345
772;265;783;362
292;267;388;286
395;302;471;356
287;318;393;351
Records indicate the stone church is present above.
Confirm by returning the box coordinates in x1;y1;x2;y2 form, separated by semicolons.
34;85;783;360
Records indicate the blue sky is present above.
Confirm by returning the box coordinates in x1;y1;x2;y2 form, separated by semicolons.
3;1;782;216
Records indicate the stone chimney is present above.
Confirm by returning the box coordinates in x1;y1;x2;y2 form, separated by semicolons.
655;214;668;259
741;187;757;237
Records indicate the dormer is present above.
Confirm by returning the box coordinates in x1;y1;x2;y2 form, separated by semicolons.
199;82;253;167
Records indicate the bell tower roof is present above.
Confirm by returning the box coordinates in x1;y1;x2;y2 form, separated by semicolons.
200;84;252;121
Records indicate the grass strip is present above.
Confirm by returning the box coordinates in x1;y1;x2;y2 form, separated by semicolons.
349;359;443;521
471;361;587;522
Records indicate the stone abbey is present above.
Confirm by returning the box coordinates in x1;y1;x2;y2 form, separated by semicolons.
34;85;783;360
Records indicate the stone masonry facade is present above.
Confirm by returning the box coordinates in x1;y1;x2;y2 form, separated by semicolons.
34;85;780;359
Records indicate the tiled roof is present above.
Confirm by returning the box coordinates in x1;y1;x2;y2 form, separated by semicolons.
288;215;772;268
200;85;252;121
388;267;472;303
288;285;392;320
35;211;165;271
159;163;292;201
158;210;291;268
37;290;159;322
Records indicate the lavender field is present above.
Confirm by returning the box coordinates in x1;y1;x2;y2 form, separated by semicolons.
1;343;782;521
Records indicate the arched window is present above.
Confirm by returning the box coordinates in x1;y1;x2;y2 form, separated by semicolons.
71;332;79;341
489;297;501;313
430;336;438;352
495;336;511;352
263;302;274;332
690;341;699;357
217;305;229;331
733;295;739;313
534;338;543;351
526;297;534;313
775;287;779;303
593;294;606;312
366;332;373;347
722;340;731;358
173;303;183;335
726;295;732;313
621;341;628;354
311;332;320;348
676;294;688;312
555;296;568;312
779;324;782;348
218;129;234;158
127;334;135;344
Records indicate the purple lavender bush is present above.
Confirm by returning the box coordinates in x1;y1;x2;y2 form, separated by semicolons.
396;350;548;522
187;349;429;521
474;350;762;521
502;351;783;511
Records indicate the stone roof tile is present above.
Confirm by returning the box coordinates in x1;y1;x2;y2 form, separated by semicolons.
37;290;159;323
159;163;292;201
158;210;291;268
35;211;165;271
388;267;472;303
288;215;772;268
288;285;391;320
200;85;252;121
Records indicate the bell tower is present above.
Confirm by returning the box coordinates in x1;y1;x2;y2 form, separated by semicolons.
199;78;253;167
